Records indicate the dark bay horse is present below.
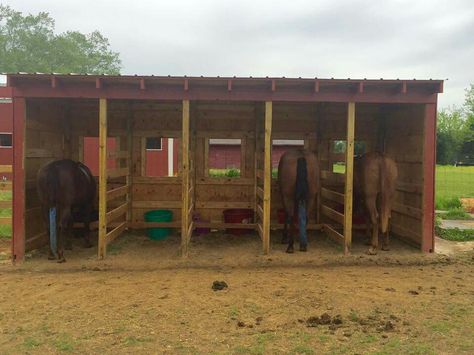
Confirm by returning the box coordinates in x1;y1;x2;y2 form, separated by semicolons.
278;149;319;253
37;159;96;262
353;152;398;255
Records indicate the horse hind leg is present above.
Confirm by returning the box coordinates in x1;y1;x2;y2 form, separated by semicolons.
381;217;391;251
83;207;93;248
298;201;308;252
286;212;295;253
57;208;72;263
281;211;289;244
43;208;56;260
365;196;379;255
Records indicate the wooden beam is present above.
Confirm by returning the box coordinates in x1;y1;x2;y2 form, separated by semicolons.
51;76;58;89
126;109;132;225
12;97;25;262
106;221;127;243
324;224;344;246
321;205;344;225
184;79;189;91
401;81;407;94
108;168;129;179
271;80;276;92
358;82;364;93
96;78;102;89
227;79;232;92
263;101;272;254
0;217;12;225
140;78;146;90
106;203;128;224
98;98;107;259
422;103;436;252
106;185;128;201
344;102;355;254
321;187;344;205
0;200;12;208
314;79;320;93
131;221;181;229
0;165;12;173
132;201;181;209
181;99;190;256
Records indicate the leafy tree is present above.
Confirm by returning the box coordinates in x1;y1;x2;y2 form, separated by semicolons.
436;85;474;165
436;107;466;164
0;5;121;74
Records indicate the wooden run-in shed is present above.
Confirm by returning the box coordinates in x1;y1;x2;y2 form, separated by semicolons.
7;74;443;261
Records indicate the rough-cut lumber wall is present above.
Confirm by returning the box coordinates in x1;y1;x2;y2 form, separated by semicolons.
384;104;424;247
24;99;66;250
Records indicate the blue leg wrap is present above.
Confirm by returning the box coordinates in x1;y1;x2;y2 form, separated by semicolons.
298;201;307;247
49;207;57;256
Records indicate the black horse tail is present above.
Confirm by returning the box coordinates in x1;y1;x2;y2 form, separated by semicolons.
46;163;60;207
295;157;309;203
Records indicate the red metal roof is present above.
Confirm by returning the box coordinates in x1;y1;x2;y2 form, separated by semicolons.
5;73;443;104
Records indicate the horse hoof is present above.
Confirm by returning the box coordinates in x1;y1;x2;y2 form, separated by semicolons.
382;245;390;251
367;248;377;255
57;258;66;263
286;247;294;254
299;245;307;252
48;255;56;260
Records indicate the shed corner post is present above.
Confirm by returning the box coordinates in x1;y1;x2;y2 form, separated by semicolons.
344;102;355;255
98;98;108;259
12;96;26;263
181;99;191;257
422;103;436;253
263;101;273;254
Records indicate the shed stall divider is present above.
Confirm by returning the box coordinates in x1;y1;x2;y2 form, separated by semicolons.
7;75;442;261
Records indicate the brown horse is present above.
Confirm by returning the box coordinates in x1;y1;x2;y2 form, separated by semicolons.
37;159;96;262
353;152;398;255
278;149;319;253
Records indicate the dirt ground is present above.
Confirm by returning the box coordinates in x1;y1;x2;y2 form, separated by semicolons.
0;230;473;354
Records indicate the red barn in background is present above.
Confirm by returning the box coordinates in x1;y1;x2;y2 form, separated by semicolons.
208;139;304;170
0;86;13;180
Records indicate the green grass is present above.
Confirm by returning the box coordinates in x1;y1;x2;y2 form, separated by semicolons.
0;191;11;239
435;226;474;241
436;165;474;199
438;208;473;220
208;168;241;178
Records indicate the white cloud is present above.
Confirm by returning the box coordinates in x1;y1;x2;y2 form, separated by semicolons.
3;0;474;107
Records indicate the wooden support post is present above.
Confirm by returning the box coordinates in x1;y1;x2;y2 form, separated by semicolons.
343;102;355;254
98;98;107;259
181;100;190;256
422;103;436;253
12;97;25;262
126;103;133;225
262;101;272;254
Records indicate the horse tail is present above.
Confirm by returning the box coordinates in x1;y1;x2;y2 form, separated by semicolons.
379;156;389;234
295;157;309;203
46;163;61;207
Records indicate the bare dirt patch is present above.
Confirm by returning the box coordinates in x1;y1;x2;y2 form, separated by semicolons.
0;231;473;354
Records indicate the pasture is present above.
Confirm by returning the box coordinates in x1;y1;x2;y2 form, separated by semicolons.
436;165;474;201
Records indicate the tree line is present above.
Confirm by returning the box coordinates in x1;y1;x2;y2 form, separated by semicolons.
437;85;474;165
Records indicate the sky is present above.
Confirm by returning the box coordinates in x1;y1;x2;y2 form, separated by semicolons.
3;0;474;108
